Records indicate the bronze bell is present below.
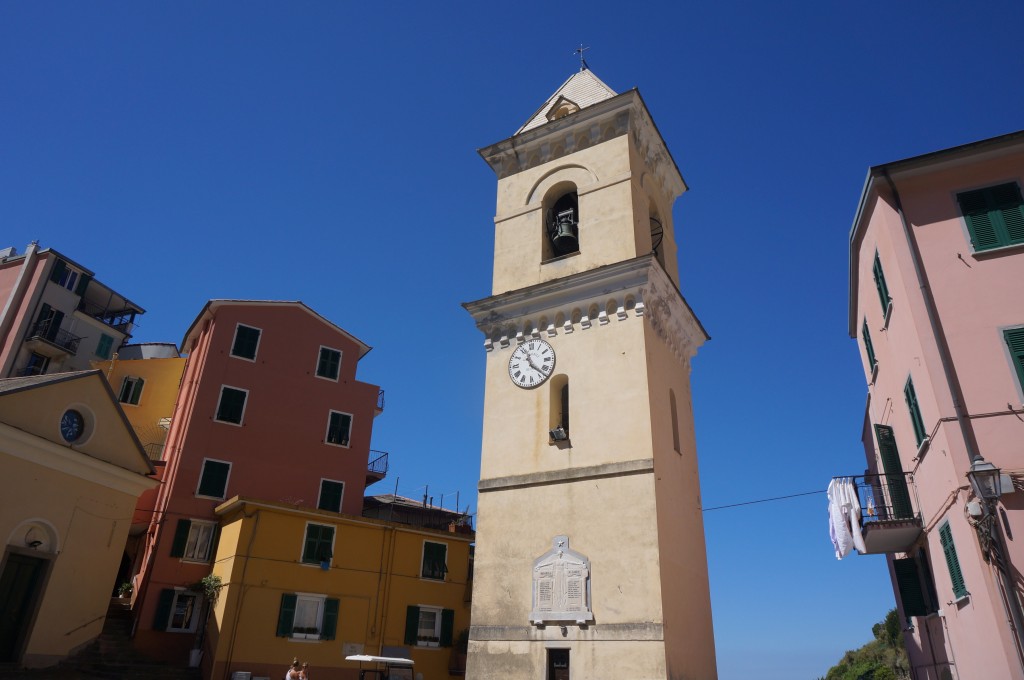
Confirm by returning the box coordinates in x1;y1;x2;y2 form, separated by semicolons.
551;210;579;253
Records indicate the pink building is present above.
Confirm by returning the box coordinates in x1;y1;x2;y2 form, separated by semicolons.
846;130;1024;679
131;300;385;662
0;243;144;378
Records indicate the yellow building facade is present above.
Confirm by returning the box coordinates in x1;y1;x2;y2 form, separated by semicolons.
0;371;157;668
202;497;473;680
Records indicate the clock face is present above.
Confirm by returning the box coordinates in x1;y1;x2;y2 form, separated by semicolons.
508;339;556;389
60;409;85;443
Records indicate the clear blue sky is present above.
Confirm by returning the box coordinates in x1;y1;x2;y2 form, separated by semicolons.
3;2;1023;678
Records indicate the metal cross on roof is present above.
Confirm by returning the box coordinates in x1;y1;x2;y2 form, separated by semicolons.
574;44;590;71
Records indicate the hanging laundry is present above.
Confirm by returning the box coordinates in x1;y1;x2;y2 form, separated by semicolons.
844;478;867;554
827;478;854;559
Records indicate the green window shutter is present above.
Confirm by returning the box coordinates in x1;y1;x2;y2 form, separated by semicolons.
49;259;67;284
423;542;447;579
96;334;113;359
216;388;247;423
277;593;297;637
1005;328;1024;391
872;252;891;314
862;319;877;370
119;378;133;402
130;378;145;405
153;589;175;631
74;274;92;296
36;303;52;327
939;522;967;598
198;461;230;498
47;310;64;341
170;519;191;557
302;524;334;563
904;377;927;446
874;425;913;519
321;598;340;640
893;557;928;617
318;348;341;379
404;606;420;645
318;480;344;512
231;326;260;359
959;183;1024;251
440;609;455;647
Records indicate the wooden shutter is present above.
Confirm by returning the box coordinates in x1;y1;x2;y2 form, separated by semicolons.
170;519;191;557
959;183;1024;251
318;481;343;512
939;522;967;598
872;253;890;313
321;598;340;640
47;310;64;341
1005;328;1024;390
862;319;877;369
153;589;175;631
874;425;913;519
198;461;230;498
440;609;455;647
904;378;926;446
74;274;92;296
277;593;297;636
130;378;145;404
404;606;420;645
893;557;928;616
49;259;67;283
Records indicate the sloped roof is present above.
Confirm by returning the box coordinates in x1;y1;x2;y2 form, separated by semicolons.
516;68;618;135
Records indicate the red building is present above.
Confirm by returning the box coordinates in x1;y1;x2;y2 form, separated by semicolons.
131;300;384;662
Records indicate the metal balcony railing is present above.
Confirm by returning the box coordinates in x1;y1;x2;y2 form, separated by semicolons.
143;443;165;461
76;298;138;335
27;320;82;354
368;449;389;477
377;389;385;411
837;472;923;554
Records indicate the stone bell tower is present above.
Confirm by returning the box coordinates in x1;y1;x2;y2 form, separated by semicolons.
463;68;717;680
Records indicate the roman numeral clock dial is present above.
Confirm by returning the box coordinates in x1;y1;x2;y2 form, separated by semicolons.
508;339;556;389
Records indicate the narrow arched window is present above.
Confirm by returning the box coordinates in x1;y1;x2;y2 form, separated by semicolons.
670;389;680;453
542;187;581;262
549;375;570;441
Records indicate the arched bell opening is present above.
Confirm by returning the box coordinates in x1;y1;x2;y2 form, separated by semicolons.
542;184;581;261
649;198;666;271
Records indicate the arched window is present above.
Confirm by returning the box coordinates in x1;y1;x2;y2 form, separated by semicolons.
669;389;680;454
549;375;569;441
543;186;581;261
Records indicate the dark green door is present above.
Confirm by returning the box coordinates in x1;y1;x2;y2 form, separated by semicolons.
0;553;47;662
874;425;914;519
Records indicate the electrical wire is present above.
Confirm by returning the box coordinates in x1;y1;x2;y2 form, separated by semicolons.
703;489;826;512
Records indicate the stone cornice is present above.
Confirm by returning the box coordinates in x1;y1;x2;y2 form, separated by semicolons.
478;90;686;202
463;255;708;365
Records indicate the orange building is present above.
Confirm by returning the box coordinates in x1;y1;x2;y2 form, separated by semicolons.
130;300;385;664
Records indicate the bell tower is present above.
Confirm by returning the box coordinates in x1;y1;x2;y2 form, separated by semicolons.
463;68;717;680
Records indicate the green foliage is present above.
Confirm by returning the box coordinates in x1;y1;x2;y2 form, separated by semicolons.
822;609;908;680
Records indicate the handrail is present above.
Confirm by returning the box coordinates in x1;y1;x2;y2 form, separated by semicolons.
368;450;389;476
834;472;921;524
27;320;82;354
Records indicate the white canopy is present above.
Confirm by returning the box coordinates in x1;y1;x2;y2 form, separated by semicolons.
344;655;414;667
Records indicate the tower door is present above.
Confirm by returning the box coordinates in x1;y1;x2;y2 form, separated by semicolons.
0;553;47;662
547;648;569;680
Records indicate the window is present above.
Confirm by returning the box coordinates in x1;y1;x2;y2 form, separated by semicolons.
316;347;342;380
548;375;569;441
23;353;49;376
904;376;927;447
1004;328;1024;392
119;376;145;406
277;593;339;640
34;303;63;342
669;389;680;453
861;319;877;372
893;550;939;618
95;334;114;360
49;259;88;293
153;588;200;633
421;541;447;580
197;459;231;499
325;411;352;447
301;523;335;564
939;521;968;599
547;649;570;680
169;519;217;562
317;479;345;513
230;324;261;360
957;182;1024;252
545;191;580;260
215;386;248;424
872;252;891;314
403;605;454;648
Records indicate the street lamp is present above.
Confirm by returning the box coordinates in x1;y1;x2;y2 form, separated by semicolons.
967;458;1002;501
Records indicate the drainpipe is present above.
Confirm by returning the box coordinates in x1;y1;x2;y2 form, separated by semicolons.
882;171;1024;675
0;241;39;376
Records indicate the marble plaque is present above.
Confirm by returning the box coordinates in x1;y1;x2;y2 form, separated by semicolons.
530;535;593;625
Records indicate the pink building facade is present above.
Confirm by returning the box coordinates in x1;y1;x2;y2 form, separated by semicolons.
848;130;1024;679
131;300;384;662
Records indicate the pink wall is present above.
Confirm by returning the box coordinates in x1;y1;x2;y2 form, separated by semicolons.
852;142;1024;679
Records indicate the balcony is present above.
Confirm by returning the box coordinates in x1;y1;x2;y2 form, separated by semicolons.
25;319;82;356
374;389;385;416
841;473;923;555
76;297;139;336
367;449;388;486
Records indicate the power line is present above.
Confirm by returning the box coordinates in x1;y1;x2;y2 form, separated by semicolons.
703;489;826;512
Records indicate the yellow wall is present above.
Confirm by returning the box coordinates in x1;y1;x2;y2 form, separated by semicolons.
204;498;473;680
93;357;185;459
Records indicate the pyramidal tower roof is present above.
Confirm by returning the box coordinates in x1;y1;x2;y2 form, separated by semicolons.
515;68;618;135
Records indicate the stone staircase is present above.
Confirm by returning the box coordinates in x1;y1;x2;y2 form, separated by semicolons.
0;602;202;680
